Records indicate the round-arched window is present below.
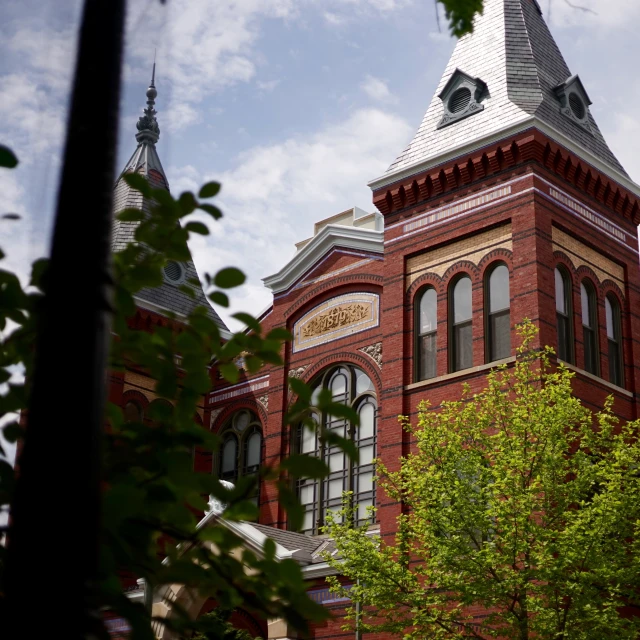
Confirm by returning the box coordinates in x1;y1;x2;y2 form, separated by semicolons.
218;411;263;504
295;364;377;535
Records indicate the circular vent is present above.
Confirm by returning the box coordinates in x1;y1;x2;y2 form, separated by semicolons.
164;261;183;283
448;87;472;114
569;93;586;120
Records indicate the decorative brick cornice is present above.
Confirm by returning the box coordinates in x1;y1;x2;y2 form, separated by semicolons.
372;130;640;227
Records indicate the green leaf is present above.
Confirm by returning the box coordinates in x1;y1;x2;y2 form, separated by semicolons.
288;377;311;402
198;182;221;198
197;203;223;220
123;172;151;196
184;221;209;236
232;312;261;334
208;291;229;307
278;483;304;532
214;267;246;289
117;208;144;222
266;327;292;341
281;455;329;479
2;213;20;220
178;192;197;215
0;145;18;168
219;363;239;384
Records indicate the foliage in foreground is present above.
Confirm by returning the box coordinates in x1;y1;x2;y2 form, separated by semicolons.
0;145;359;639
325;322;640;640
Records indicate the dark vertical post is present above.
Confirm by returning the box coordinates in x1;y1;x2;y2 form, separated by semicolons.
4;0;126;636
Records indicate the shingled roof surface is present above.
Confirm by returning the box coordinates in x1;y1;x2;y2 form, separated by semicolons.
112;138;228;331
249;522;324;555
385;0;627;178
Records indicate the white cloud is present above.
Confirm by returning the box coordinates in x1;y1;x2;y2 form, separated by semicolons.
545;0;640;28
176;108;412;330
257;79;281;92
360;74;397;104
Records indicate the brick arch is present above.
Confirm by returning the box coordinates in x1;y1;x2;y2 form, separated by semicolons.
298;351;382;401
575;265;602;295
407;272;442;302
284;275;383;319
441;260;480;290
477;248;513;278
212;399;267;435
552;251;577;288
601;279;625;304
122;389;150;410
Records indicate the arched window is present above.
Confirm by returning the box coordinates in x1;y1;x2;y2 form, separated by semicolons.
580;280;599;375
605;294;623;387
296;364;377;535
450;275;473;372
124;400;143;423
555;266;574;363
415;287;437;381
486;264;510;362
218;410;263;501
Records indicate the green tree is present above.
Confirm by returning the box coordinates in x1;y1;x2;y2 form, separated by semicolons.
0;146;357;639
325;322;640;640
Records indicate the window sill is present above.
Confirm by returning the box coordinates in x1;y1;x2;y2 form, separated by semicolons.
405;356;516;391
559;361;633;398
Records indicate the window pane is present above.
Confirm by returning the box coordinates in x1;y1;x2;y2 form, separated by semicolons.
490;310;510;361
453;277;472;323
584;327;597;374
330;371;347;397
419;333;437;380
360;445;374;466
454;321;473;371
124;401;142;423
605;297;615;340
609;340;622;386
328;478;344;499
246;432;261;468
301;423;317;454
355;370;374;395
557;315;570;361
419;288;437;333
328;452;345;472
489;265;509;313
234;411;251;432
358;471;374;493
222;437;237;475
299;483;315;505
302;512;314;533
357;499;373;523
555;268;566;314
580;283;591;328
358;402;376;439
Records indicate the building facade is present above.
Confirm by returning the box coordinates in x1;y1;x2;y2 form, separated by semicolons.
114;1;640;637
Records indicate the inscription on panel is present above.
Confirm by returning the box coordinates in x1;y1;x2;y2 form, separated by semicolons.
293;293;379;353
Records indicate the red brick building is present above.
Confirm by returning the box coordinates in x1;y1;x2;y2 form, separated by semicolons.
115;1;640;638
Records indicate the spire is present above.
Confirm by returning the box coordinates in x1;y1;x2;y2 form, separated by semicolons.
376;0;628;186
136;63;160;144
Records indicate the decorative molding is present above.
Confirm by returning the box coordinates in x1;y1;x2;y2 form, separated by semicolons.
263;224;383;294
209;408;224;429
288;365;308;379
208;375;269;404
293;292;380;353
359;342;382;368
257;394;269;411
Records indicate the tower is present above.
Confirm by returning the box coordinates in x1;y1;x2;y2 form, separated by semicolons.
109;68;228;455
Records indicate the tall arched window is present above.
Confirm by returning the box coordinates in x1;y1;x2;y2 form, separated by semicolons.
218;410;263;501
450;275;473;372
580;280;598;375
124;400;143;423
415;287;437;381
605;294;623;387
555;266;574;363
296;365;377;535
486;263;510;362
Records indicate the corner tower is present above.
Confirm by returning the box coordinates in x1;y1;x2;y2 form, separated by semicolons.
371;0;640;509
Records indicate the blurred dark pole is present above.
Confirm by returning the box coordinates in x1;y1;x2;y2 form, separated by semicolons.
4;0;126;636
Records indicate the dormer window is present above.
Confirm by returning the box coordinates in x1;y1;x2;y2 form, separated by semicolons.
554;75;592;133
437;69;487;129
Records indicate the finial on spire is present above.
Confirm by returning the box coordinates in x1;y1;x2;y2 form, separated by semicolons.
136;60;160;144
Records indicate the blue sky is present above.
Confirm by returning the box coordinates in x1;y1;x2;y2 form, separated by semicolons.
1;0;640;335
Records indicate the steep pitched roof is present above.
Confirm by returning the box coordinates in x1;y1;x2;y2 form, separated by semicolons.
381;0;627;183
112;68;228;331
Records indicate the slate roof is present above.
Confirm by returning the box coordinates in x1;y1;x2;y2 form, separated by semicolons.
111;79;228;331
250;522;323;555
384;0;627;180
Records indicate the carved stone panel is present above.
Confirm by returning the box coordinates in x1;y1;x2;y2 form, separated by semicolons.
293;292;380;353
